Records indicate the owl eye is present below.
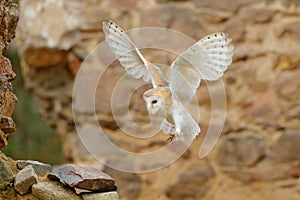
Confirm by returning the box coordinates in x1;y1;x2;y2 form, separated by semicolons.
152;100;158;105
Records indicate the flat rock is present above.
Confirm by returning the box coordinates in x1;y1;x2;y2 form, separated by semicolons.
48;164;116;192
269;131;300;163
14;165;38;195
0;157;14;189
217;134;265;166
166;161;215;200
82;191;119;200
32;181;82;200
17;160;52;176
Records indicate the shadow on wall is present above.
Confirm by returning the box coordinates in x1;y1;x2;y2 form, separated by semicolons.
2;45;65;165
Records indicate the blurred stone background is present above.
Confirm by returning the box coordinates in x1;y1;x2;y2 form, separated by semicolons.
3;0;300;199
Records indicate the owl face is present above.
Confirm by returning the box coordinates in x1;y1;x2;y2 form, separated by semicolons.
143;95;163;115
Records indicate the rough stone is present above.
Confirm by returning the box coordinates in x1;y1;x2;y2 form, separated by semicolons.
222;161;300;182
275;19;300;38
274;52;300;71
217;134;265;166
276;70;300;101
166;162;215;200
0;0;19;51
16;160;52;176
0;54;16;81
240;8;275;23
14;165;38;195
224;18;246;42
246;90;281;119
0;88;18;117
24;47;67;69
32;181;82;200
287;105;300;119
0;115;16;133
103;167;141;200
0;129;7;148
194;0;260;12
0;157;14;190
108;0;137;9
82;191;119;200
269;131;300;163
48;164;116;192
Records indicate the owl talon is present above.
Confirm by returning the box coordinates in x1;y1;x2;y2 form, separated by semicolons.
166;134;176;142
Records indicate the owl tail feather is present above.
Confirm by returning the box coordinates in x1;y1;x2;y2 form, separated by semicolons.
160;109;200;142
176;109;201;142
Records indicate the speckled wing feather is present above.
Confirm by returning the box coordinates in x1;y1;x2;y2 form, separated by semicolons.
169;32;233;100
103;19;151;82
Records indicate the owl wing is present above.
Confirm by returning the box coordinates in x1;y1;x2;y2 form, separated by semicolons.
169;32;233;100
103;19;151;83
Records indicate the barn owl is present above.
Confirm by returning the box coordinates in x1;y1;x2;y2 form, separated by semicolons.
103;19;233;142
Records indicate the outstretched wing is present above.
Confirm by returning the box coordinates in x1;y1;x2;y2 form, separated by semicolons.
169;32;233;100
103;19;151;82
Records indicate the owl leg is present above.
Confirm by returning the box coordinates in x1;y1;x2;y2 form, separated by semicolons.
166;133;176;142
167;133;176;142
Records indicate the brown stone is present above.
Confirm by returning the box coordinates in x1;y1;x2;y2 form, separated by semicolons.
0;54;16;81
240;8;275;23
224;18;246;42
108;0;137;9
103;166;141;200
217;134;265;166
0;0;19;51
0;129;7;148
169;8;204;39
141;6;175;28
0;89;17;117
67;53;81;76
0;115;15;133
194;0;260;12
24;47;67;69
233;43;266;61
274;52;300;71
246;90;281;119
166;161;215;200
275;20;300;38
269;131;300;163
276;70;300;100
202;12;231;24
287;105;300;119
222;161;300;182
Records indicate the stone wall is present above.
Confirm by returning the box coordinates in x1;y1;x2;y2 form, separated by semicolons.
16;0;300;200
0;0;18;148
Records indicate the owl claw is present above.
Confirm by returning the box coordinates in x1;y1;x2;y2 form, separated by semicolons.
166;134;176;142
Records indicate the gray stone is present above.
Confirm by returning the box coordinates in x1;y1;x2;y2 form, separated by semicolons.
0;157;14;190
14;165;38;195
48;164;116;192
82;191;119;200
217;134;265;166
269;131;300;163
32;181;82;200
16;160;52;176
166;162;215;200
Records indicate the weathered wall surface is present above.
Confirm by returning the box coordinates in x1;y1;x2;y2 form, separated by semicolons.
0;0;18;148
16;0;300;200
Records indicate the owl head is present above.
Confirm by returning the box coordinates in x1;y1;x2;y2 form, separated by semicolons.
143;87;172;115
